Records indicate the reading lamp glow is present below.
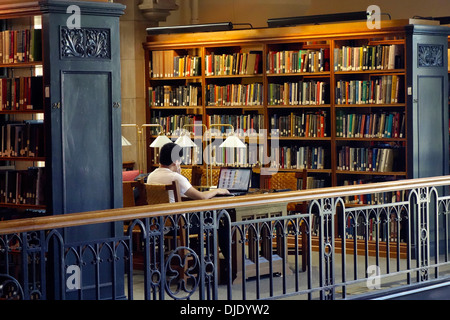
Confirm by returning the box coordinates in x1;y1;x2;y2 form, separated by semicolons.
122;123;171;173
175;123;209;185
140;124;171;148
207;123;247;187
174;131;197;147
149;132;172;147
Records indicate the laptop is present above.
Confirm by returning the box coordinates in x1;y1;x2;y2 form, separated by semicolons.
216;167;252;196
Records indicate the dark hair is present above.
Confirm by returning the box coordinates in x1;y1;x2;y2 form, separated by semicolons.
159;142;182;166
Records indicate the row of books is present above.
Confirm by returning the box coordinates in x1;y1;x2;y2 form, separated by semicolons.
266;48;330;74
335;111;405;139
172;55;201;77
206;113;265;136
0;167;45;206
206;143;260;167
205;51;262;76
0;29;42;64
267;80;328;106
1;120;44;158
297;176;328;190
148;85;201;107
157;142;264;167
0;76;43;111
335;75;401;105
333;44;403;72
337;145;402;172
151;50;201;78
342;179;408;206
344;213;405;242
150;113;200;136
205;83;263;106
270;145;326;170
270;110;328;138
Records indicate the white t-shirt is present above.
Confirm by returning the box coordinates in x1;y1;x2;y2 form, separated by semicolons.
146;167;192;203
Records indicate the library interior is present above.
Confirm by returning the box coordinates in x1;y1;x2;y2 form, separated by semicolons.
0;0;449;301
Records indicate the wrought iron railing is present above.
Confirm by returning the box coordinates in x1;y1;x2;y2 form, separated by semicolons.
1;175;450;300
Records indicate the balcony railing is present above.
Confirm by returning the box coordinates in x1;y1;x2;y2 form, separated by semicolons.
1;175;450;300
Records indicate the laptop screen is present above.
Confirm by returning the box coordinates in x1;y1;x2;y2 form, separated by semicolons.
217;168;252;192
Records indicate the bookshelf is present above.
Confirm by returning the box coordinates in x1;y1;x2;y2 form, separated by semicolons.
0;0;125;299
0;1;125;222
143;20;449;196
0;12;45;215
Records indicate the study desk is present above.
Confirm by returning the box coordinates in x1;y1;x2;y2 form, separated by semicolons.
228;198;293;284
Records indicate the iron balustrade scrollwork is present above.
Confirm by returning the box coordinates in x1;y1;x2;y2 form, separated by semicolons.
1;176;450;300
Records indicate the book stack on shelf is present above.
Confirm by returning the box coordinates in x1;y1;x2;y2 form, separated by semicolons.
335;110;405;139
297;175;327;190
270;110;328;138
333;44;403;71
0;76;43;110
148;84;201;107
335;75;402;105
205;51;261;76
0;166;45;206
270;145;326;170
342;178;408;205
206;113;265;136
205;83;263;106
1;120;44;158
337;145;403;173
151;50;201;78
268;80;328;106
150;113;201;136
266;48;330;73
0;28;42;64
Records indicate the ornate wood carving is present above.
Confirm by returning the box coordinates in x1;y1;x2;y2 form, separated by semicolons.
418;44;443;67
60;27;110;59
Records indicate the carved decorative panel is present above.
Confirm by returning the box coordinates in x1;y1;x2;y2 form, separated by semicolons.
417;44;443;67
60;27;110;59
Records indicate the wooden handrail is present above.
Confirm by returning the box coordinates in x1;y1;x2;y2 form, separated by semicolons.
1;175;450;235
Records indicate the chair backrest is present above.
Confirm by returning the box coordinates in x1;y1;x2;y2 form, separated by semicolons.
200;168;220;186
123;181;136;207
269;172;298;190
180;168;192;183
145;180;181;204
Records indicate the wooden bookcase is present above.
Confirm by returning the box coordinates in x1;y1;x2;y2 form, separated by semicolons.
143;20;450;204
0;13;45;216
0;0;125;298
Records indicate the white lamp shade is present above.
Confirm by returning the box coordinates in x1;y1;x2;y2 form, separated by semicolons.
121;135;132;146
219;135;246;148
174;134;196;147
150;134;172;148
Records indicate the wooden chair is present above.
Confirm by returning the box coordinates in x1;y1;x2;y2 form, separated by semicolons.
145;180;182;204
123;179;147;207
145;181;194;268
181;165;203;186
122;181;136;207
200;168;220;187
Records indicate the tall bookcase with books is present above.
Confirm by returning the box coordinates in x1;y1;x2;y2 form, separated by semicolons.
266;40;332;188
0;0;125;299
144;20;449;198
0;11;45;219
333;37;407;199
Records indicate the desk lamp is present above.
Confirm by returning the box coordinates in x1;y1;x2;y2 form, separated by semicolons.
206;123;247;186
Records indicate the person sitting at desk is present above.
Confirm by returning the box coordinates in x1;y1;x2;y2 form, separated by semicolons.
147;142;234;280
147;142;230;201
